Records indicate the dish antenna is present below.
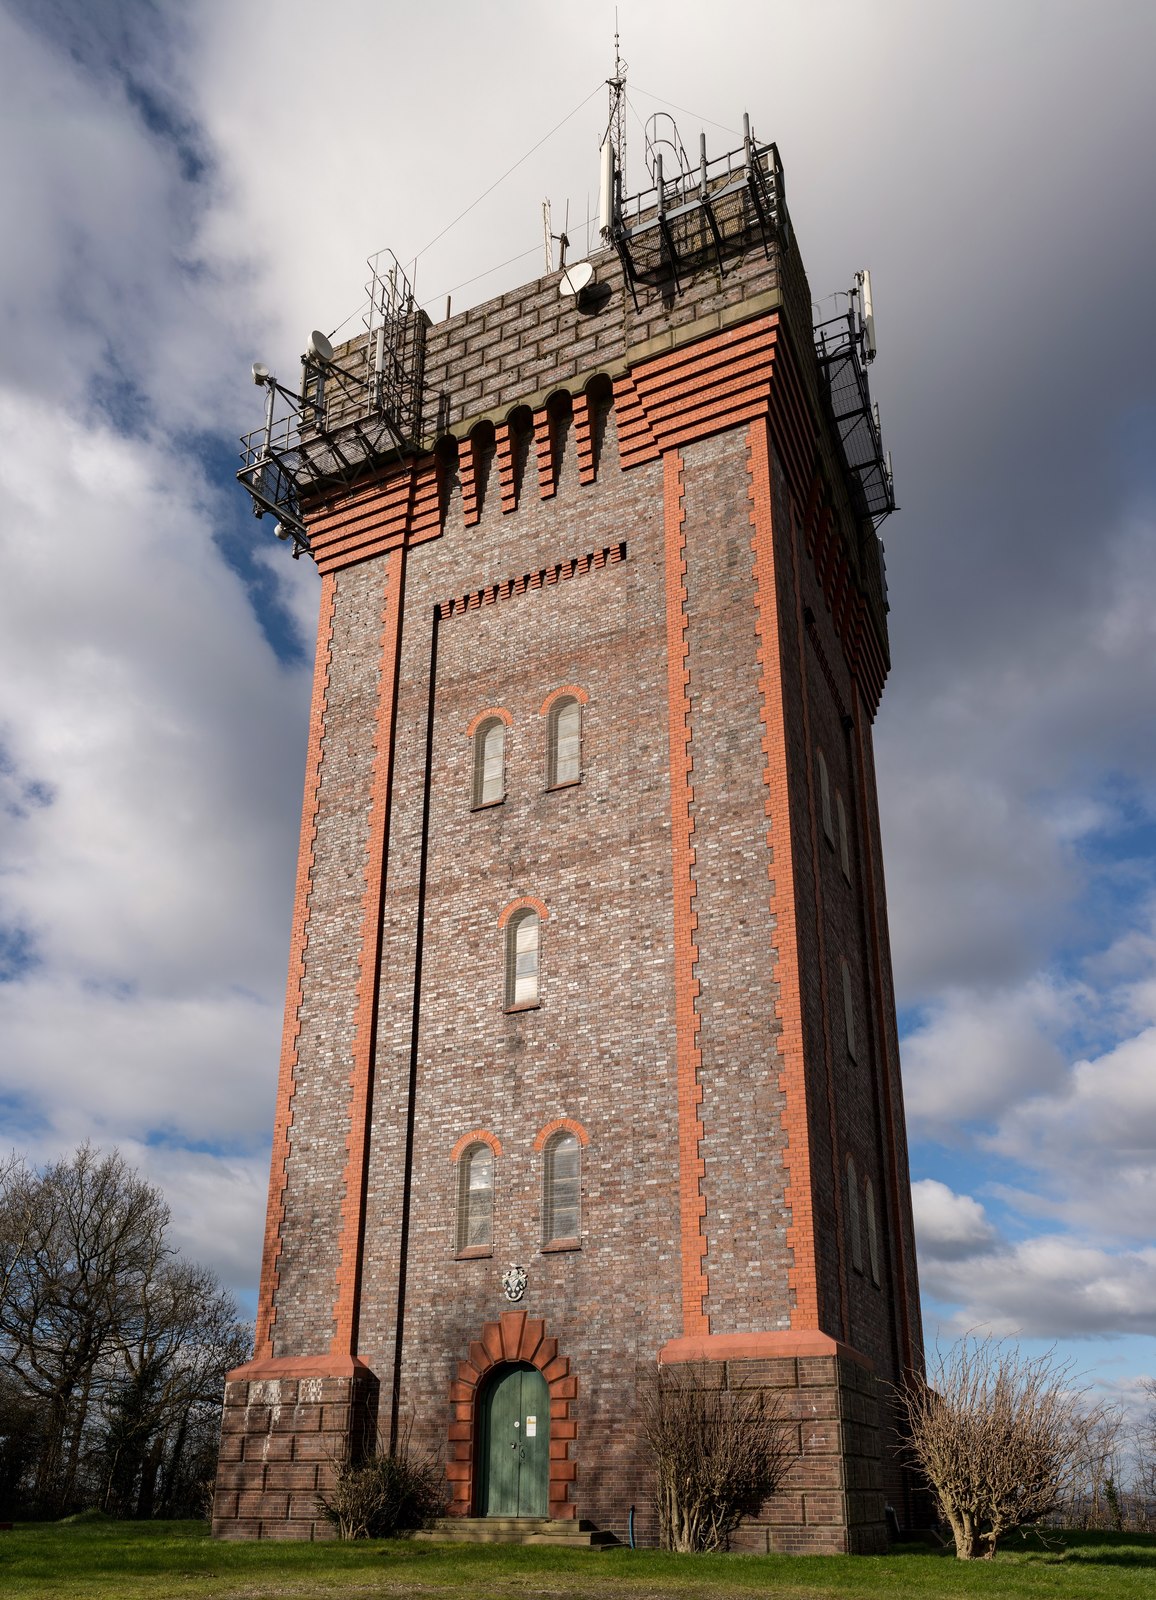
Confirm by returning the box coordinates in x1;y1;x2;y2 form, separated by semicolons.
251;362;271;386
307;329;334;364
559;260;595;301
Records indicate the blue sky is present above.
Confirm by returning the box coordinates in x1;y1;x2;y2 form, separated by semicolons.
0;0;1154;1424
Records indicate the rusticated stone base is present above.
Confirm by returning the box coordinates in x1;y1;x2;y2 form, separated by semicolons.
212;1356;378;1541
658;1332;888;1555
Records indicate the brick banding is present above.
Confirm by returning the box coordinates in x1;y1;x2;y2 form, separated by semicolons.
664;447;710;1338
331;548;406;1358
254;573;336;1357
746;420;820;1331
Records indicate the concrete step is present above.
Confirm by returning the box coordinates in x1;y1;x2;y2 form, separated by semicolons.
413;1516;617;1547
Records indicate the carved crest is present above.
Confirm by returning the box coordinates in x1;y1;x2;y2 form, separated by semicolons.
501;1263;527;1302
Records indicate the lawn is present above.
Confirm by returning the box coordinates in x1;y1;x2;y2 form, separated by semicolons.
1;1519;1154;1600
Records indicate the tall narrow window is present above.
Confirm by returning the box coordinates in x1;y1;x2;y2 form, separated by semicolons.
472;717;506;808
847;1156;863;1274
865;1176;881;1286
836;791;851;881
544;1131;581;1244
841;960;857;1061
547;696;582;788
817;749;834;844
457;1143;494;1253
505;909;540;1009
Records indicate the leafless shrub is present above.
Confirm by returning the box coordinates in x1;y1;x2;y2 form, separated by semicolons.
898;1335;1104;1559
639;1361;791;1552
315;1427;444;1541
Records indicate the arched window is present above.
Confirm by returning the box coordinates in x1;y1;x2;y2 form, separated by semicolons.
817;748;834;845
841;960;857;1061
505;909;540;1009
547;696;582;788
457;1142;494;1253
543;1131;581;1245
472;717;506;808
865;1176;881;1286
846;1156;863;1274
836;791;851;882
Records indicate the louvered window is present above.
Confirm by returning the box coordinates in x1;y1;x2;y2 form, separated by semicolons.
505;910;539;1008
472;718;505;808
847;1156;863;1274
544;1131;581;1244
548;697;582;787
457;1143;494;1252
817;748;834;844
865;1176;881;1286
841;960;857;1061
836;791;851;881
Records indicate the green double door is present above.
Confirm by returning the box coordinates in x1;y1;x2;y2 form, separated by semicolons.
478;1363;550;1517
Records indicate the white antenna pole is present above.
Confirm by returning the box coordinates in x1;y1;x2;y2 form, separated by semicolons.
543;199;553;275
860;268;877;362
598;139;615;240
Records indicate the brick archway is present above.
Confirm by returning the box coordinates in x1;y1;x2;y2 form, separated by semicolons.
447;1309;577;1519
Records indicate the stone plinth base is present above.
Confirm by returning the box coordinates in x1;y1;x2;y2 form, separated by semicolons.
212;1355;379;1541
658;1332;887;1554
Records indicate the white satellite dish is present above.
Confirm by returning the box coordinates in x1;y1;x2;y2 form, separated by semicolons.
307;329;334;364
559;260;595;300
251;361;271;386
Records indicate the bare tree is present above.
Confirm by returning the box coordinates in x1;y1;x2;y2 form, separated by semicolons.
98;1259;250;1517
0;1144;249;1517
639;1362;790;1552
1066;1403;1124;1529
898;1335;1102;1559
0;1144;172;1509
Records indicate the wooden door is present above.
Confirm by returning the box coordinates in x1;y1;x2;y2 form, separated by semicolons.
478;1363;550;1516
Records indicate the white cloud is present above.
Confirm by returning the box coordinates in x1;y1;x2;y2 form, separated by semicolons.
901;979;1075;1132
912;1178;998;1262
922;1231;1156;1340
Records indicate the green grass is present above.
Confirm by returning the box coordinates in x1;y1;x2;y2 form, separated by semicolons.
1;1520;1154;1599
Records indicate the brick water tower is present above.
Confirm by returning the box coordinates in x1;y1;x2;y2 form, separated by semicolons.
214;97;923;1552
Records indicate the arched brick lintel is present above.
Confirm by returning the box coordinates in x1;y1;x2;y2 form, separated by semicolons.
538;683;590;717
445;1309;578;1520
533;1117;590;1152
498;894;549;929
466;705;513;739
449;1128;503;1164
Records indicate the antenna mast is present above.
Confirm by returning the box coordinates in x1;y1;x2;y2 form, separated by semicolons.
599;17;627;242
607;18;627;184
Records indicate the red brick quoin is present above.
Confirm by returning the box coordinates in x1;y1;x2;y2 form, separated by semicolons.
446;1310;578;1519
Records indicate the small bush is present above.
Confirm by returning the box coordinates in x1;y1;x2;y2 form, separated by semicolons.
898;1335;1104;1560
640;1361;790;1552
316;1445;444;1541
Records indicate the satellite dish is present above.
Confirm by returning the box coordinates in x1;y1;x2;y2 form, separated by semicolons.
307;329;334;364
273;521;291;541
559;260;595;300
251;362;270;386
